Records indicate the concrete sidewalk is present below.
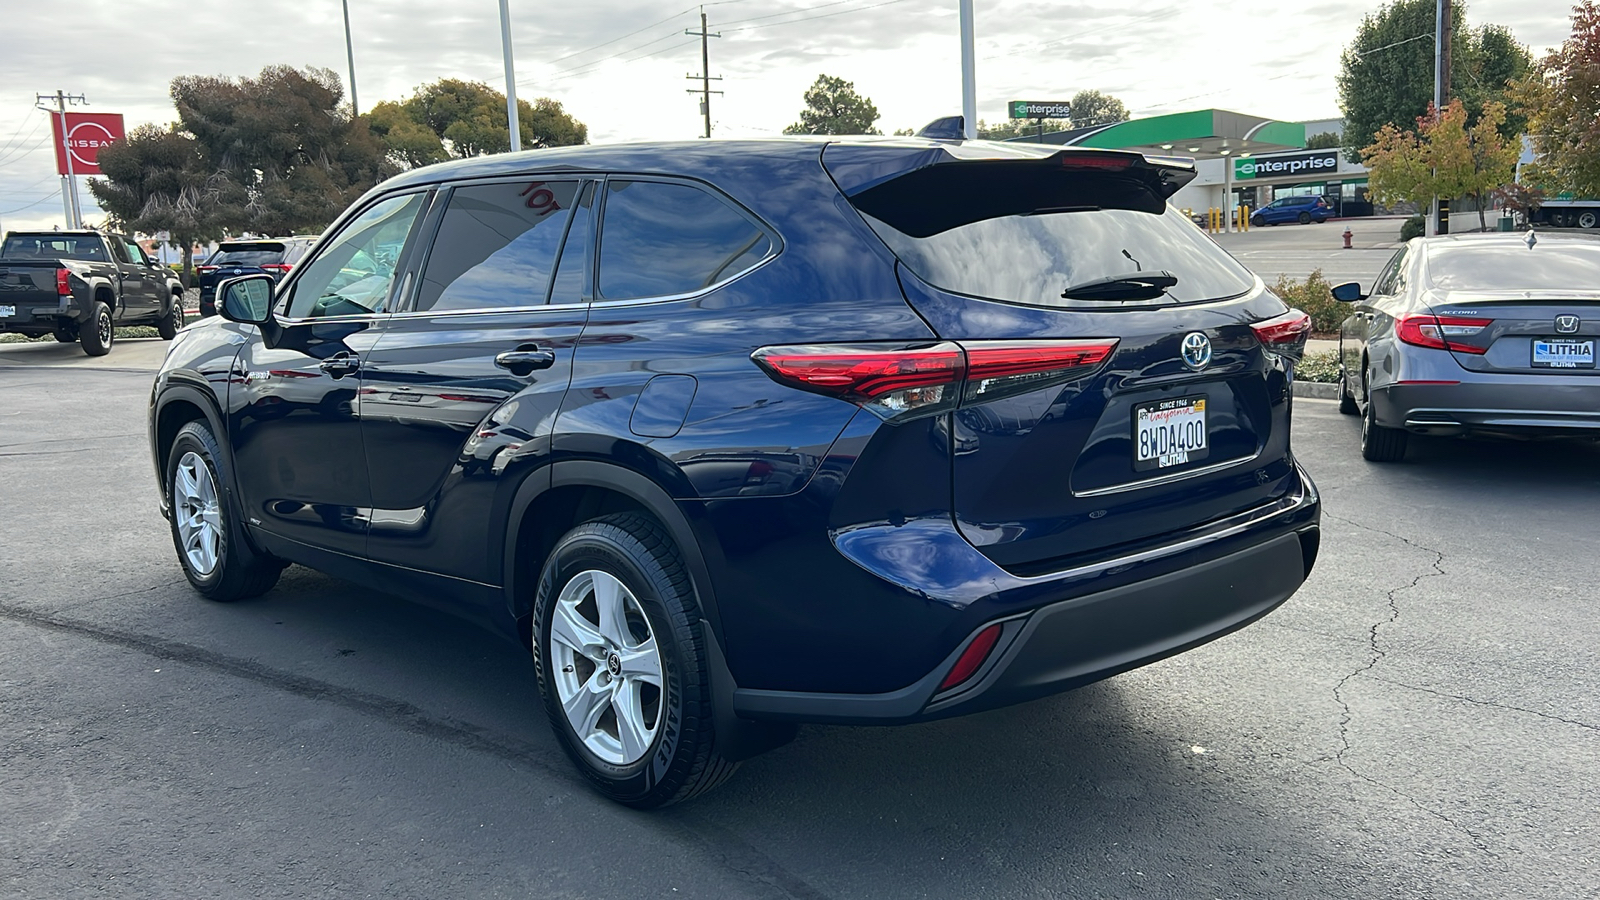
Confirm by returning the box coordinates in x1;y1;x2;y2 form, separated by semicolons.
0;335;170;371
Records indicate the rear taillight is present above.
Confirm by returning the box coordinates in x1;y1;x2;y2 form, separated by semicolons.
1251;309;1311;360
260;264;292;274
940;624;1003;691
1395;313;1491;354
751;339;1118;422
197;265;217;274
56;268;72;297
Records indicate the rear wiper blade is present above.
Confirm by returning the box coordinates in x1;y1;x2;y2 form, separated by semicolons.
1060;270;1178;301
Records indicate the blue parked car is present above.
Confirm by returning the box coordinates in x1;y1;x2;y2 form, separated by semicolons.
1251;195;1333;226
149;135;1322;807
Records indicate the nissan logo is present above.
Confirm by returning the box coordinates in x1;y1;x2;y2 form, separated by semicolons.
1181;332;1212;370
1556;315;1580;334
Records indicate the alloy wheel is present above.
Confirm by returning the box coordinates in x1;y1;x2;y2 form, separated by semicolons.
548;569;664;765
97;310;112;348
173;451;223;575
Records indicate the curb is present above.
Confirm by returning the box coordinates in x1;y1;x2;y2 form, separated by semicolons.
1292;381;1340;400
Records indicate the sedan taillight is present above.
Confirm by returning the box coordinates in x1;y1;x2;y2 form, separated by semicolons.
751;339;1119;422
1395;313;1491;354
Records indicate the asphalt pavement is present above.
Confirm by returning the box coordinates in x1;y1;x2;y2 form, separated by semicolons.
1212;216;1405;288
3;365;1599;899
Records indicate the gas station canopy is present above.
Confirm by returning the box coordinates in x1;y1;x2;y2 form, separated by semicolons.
1015;109;1307;161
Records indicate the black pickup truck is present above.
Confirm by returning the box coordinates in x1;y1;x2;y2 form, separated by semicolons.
0;230;186;356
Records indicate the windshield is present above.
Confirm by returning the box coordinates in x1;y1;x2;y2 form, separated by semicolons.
1;235;107;262
861;204;1256;308
1427;241;1600;292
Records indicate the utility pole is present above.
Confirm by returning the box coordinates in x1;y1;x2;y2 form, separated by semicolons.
36;91;87;229
342;0;359;116
500;0;522;151
1435;0;1451;235
959;0;976;140
685;8;722;139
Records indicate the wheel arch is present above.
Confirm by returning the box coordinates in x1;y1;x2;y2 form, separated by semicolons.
152;382;230;508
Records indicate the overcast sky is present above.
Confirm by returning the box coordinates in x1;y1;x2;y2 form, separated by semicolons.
0;0;1569;233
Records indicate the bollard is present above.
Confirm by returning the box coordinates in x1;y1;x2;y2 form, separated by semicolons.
1342;226;1353;249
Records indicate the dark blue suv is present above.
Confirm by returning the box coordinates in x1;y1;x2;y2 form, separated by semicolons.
1250;194;1332;226
148;138;1321;808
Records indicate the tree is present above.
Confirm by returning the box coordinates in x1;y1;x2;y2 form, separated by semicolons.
1519;1;1600;197
1068;90;1129;128
372;79;587;167
977;118;1069;140
171;65;394;235
1305;131;1343;149
86;124;239;285
1361;99;1519;230
1338;0;1532;161
782;75;881;135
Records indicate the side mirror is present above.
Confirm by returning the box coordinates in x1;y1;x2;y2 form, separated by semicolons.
218;274;276;325
1331;282;1363;302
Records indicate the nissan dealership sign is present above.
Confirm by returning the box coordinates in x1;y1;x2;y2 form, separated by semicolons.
1234;149;1338;181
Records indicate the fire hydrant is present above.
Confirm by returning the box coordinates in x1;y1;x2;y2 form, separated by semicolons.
1342;226;1354;249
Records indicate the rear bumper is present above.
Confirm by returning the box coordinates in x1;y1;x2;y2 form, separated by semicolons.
0;294;82;332
731;472;1319;724
1373;380;1600;437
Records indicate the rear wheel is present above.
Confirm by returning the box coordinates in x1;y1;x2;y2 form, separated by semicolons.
79;301;113;356
1297;212;1312;225
166;421;284;601
1360;378;1408;462
533;513;736;808
1580;211;1598;229
157;301;183;340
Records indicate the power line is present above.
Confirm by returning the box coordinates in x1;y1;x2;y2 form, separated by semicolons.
0;188;63;217
721;0;920;34
531;0;760;76
540;37;701;84
0;115;45;157
0;134;49;169
716;0;863;28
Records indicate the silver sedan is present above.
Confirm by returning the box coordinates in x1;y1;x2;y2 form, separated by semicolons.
1336;231;1600;461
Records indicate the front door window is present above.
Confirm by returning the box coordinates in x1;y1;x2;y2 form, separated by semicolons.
281;192;429;319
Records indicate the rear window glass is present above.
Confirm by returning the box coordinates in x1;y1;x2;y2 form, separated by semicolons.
1;235;108;261
209;244;286;266
859;203;1256;308
597;180;772;302
415;180;578;311
1427;242;1600;291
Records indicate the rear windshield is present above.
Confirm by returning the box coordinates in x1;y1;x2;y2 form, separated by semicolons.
208;243;287;266
1;235;108;261
1427;241;1600;292
859;203;1256;308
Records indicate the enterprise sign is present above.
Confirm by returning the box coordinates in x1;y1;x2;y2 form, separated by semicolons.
1234;149;1338;180
1008;100;1072;119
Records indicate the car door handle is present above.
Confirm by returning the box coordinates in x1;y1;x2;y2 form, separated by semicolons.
319;353;361;378
495;347;556;374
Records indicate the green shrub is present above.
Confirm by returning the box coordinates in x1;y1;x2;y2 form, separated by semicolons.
1270;269;1344;334
1295;349;1340;383
1400;214;1425;241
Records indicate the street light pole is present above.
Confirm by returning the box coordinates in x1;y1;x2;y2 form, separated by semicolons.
499;0;522;152
959;0;976;140
342;0;360;116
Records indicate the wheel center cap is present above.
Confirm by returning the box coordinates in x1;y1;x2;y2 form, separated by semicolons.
605;652;622;677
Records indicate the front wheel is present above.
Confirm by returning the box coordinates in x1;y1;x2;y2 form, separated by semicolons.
166;420;284;601
533;513;737;808
1338;362;1359;415
1251;215;1265;228
1580;211;1598;229
79;301;113;356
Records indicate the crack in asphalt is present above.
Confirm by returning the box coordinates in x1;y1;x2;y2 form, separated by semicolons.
1377;678;1600;735
1321;513;1495;854
0;600;832;900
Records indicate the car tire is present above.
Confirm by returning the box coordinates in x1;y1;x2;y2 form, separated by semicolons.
1580;211;1598;229
52;322;78;343
1298;212;1312;225
1360;380;1408;462
533;512;737;809
1338;363;1360;416
1251;215;1265;228
79;301;113;356
166;420;285;601
157;301;183;340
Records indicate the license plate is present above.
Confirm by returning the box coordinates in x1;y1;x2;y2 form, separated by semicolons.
1134;396;1209;471
1532;338;1594;368
0;305;14;317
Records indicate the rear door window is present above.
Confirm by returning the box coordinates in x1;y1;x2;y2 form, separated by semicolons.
414;180;579;311
596;180;773;302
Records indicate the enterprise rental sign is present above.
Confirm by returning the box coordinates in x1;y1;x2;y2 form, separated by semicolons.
1234;149;1338;180
1009;100;1072;119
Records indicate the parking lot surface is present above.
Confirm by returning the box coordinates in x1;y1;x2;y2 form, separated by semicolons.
1212;215;1404;287
3;367;1597;899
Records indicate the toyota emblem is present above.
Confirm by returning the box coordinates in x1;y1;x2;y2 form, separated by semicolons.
1181;332;1212;370
1556;315;1580;334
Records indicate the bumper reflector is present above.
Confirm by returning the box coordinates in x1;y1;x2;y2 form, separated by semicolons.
940;623;1003;691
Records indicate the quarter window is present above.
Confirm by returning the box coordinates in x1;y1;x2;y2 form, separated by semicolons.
597;180;772;302
415;180;579;312
282;192;428;319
